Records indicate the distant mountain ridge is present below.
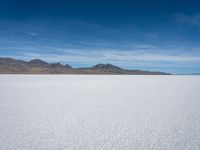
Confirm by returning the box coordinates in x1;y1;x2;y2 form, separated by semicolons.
0;57;171;75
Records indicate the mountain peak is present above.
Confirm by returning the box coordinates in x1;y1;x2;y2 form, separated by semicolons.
91;63;123;74
50;63;64;67
29;59;49;67
92;63;122;69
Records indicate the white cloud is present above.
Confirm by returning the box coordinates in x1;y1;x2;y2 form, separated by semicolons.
103;51;200;62
27;32;39;36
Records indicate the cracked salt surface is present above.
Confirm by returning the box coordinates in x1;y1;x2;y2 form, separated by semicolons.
0;75;200;150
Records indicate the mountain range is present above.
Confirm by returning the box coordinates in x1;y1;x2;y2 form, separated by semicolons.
0;57;171;75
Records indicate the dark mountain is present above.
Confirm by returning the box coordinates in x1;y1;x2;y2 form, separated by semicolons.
77;63;170;75
0;58;29;73
0;57;171;75
91;64;124;73
0;57;76;74
65;64;72;68
50;63;64;68
28;59;49;67
77;64;128;74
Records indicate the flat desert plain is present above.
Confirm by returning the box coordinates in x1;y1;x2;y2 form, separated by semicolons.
0;75;200;150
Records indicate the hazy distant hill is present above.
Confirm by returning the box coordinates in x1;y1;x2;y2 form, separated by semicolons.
0;57;171;75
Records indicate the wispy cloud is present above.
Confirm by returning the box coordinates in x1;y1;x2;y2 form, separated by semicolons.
1;48;199;69
175;13;200;26
26;32;39;36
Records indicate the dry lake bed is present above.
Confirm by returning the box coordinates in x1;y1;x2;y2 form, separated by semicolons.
0;75;200;150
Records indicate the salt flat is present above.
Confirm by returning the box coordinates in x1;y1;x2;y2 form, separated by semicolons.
0;75;200;150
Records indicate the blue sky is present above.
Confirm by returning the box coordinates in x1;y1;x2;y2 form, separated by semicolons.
0;0;200;74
